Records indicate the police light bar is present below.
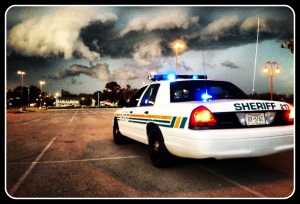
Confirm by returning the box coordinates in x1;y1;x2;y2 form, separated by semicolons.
148;74;207;81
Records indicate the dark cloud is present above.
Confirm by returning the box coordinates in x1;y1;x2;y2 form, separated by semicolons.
7;6;293;64
221;60;239;69
49;63;111;80
6;6;294;95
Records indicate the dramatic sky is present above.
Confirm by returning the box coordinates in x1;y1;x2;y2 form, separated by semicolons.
5;5;295;97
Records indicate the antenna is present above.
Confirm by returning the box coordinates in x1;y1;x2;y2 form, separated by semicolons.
252;18;259;99
201;40;209;96
201;40;206;76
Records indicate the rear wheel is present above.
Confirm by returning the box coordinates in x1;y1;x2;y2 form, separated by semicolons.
148;126;176;168
113;118;127;144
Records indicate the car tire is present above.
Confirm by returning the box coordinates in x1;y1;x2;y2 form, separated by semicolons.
148;126;176;168
113;118;127;144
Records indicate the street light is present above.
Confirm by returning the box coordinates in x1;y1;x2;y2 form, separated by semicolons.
39;81;45;109
17;70;25;107
98;92;100;107
262;61;281;101
172;40;186;72
96;90;100;106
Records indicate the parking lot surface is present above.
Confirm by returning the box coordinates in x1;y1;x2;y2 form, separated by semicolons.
5;108;294;200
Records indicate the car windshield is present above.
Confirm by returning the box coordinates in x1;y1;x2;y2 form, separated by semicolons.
170;80;248;102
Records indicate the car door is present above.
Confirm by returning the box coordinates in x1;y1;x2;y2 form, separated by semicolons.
119;84;160;144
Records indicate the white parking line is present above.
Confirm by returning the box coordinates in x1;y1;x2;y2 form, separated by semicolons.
194;163;268;198
8;137;57;197
22;118;43;125
69;111;78;123
7;156;143;165
69;116;75;123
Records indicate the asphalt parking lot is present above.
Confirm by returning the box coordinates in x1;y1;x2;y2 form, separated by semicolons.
5;108;295;200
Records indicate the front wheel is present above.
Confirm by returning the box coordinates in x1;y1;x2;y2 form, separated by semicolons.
113;118;127;144
148;126;176;168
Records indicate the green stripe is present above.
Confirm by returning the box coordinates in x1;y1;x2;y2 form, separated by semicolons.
119;116;187;129
129;117;148;122
180;117;187;128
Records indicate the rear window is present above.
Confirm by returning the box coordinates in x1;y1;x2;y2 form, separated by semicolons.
170;80;248;102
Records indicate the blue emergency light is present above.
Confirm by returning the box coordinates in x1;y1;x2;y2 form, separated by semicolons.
149;74;207;81
201;92;212;101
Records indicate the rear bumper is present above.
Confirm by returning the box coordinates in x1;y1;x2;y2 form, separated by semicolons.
162;125;294;159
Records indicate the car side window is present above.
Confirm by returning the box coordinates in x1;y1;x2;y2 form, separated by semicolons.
127;86;148;107
140;84;160;106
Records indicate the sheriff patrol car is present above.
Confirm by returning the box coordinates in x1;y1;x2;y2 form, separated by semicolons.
113;74;294;168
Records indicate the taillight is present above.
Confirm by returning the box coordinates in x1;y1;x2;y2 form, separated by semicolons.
189;106;217;128
287;104;294;122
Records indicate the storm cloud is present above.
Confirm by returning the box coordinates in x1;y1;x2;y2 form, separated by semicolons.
6;6;294;95
7;6;293;65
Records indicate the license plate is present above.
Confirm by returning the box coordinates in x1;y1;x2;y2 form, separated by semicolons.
245;113;265;125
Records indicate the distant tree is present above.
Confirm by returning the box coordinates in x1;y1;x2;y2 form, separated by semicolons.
126;84;131;90
6;88;13;100
78;94;93;106
13;86;29;106
105;81;121;93
29;85;41;104
84;97;92;106
125;89;138;99
102;81;121;102
61;89;71;96
280;38;294;53
6;88;13;107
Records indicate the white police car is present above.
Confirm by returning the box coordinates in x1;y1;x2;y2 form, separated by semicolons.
113;74;294;168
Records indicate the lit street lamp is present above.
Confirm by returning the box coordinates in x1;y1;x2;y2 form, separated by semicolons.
39;81;45;109
17;70;25;108
262;61;281;101
172;40;186;72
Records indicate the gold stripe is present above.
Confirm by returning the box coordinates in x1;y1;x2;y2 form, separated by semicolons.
115;113;122;117
174;117;182;128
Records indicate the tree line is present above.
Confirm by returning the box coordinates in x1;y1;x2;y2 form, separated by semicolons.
6;81;294;108
6;81;138;108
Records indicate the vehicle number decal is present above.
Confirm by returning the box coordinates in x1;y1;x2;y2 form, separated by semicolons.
120;112;130;122
280;104;290;110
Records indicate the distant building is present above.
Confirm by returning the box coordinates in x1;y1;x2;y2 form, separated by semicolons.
55;96;96;107
55;96;81;107
90;98;96;106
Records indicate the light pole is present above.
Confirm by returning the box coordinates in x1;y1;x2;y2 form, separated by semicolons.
17;70;25;108
262;61;281;101
39;81;45;109
172;40;186;72
98;91;99;107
